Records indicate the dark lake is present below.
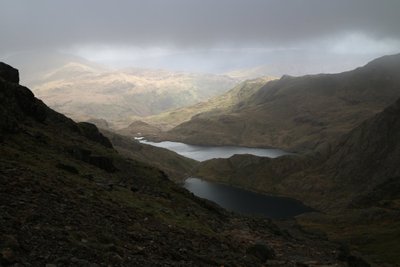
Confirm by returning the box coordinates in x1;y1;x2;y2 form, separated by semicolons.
184;177;313;219
140;139;309;218
139;140;291;161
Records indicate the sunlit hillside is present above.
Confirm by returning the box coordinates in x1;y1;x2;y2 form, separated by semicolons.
30;62;238;128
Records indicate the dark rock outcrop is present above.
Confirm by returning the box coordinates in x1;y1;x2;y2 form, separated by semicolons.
14;86;48;122
0;67;51;134
0;62;19;84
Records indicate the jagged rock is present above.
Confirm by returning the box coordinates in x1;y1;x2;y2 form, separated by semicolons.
0;75;47;125
0;62;19;84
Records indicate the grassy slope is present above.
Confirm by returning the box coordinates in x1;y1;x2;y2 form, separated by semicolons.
123;76;275;132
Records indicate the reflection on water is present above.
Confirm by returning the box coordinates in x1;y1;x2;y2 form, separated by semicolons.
140;140;290;161
184;178;313;218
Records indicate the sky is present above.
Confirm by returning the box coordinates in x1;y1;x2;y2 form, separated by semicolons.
1;0;400;75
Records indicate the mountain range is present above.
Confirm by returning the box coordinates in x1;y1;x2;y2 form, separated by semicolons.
162;54;400;152
191;55;400;264
6;52;240;129
29;62;237;128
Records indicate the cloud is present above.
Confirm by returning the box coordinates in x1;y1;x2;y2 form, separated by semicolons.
1;0;399;51
1;0;399;74
328;33;400;55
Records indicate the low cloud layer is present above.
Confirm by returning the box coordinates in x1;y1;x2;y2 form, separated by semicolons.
1;0;399;74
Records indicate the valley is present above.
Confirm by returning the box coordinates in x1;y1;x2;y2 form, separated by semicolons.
2;53;400;265
1;62;355;266
2;1;399;266
113;54;400;265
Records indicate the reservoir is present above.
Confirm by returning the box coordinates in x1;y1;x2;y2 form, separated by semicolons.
184;177;313;218
139;140;290;161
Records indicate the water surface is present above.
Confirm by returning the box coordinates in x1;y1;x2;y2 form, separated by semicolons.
140;140;307;218
184;177;313;218
140;140;290;161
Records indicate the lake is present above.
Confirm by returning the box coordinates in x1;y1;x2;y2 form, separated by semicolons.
140;140;309;218
184;177;313;218
139;140;290;161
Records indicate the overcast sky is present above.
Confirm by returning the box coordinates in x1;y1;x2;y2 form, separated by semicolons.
1;0;400;75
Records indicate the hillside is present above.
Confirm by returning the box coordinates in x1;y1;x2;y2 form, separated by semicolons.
0;63;358;266
110;77;272;138
102;129;199;181
28;61;237;128
166;54;400;152
194;93;400;265
195;93;400;208
118;76;275;133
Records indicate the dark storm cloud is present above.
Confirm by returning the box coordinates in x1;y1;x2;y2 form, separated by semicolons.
1;0;400;52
